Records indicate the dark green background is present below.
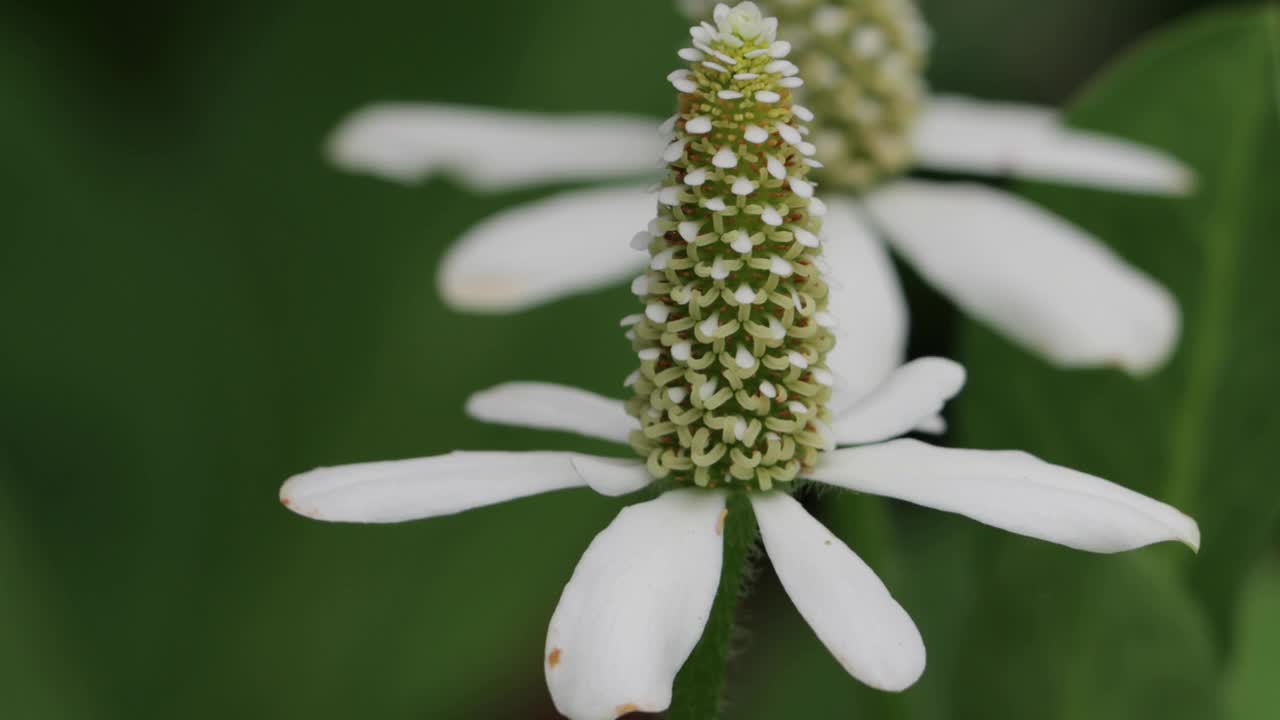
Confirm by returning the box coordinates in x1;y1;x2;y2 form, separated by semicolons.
1;1;1273;718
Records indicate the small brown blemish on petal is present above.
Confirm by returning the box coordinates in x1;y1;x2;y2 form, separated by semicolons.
547;648;562;668
280;496;291;507
615;704;640;717
716;509;729;536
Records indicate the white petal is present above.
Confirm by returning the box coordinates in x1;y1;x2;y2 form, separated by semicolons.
280;451;647;523
439;184;652;313
834;358;966;445
569;456;655;497
466;382;638;445
912;95;1194;195
811;439;1201;553
866;180;1179;375
328;104;664;191
914;414;947;435
822;199;910;410
547;490;726;719
752;493;925;691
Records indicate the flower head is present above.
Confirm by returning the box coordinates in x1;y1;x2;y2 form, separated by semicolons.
632;5;832;491
289;5;1202;719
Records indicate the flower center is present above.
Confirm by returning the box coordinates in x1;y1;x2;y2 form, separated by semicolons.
625;3;836;493
681;0;931;191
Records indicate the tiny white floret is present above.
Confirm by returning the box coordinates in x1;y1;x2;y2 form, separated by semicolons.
767;155;787;180
790;178;814;198
711;258;730;280
793;227;819;248
687;116;713;134
647;302;672;324
732;177;756;196
713;147;739;169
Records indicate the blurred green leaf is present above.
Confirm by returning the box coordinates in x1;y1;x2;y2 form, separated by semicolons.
0;460;95;719
938;5;1279;720
959;0;1279;646
0;2;678;718
1224;555;1280;720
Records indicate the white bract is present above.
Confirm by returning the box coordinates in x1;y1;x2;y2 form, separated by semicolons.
329;1;1193;385
282;361;1199;719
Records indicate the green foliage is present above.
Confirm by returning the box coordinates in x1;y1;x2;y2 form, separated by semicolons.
1224;556;1280;720
943;4;1280;719
0;3;678;718
0;468;95;719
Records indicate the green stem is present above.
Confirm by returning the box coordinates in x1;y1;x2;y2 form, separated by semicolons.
668;492;759;720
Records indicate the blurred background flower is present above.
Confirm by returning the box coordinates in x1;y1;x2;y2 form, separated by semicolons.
1;1;1275;719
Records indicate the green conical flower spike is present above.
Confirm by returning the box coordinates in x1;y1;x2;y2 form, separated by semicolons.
626;1;837;492
680;0;930;191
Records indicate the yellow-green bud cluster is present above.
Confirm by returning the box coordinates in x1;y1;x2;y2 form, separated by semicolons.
625;2;836;493
681;0;931;191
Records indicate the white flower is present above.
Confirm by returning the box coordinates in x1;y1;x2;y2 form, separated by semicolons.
295;7;1201;717
327;5;1192;387
281;361;1200;720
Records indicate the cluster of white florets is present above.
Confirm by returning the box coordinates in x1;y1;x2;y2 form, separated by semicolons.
625;2;836;492
681;0;931;190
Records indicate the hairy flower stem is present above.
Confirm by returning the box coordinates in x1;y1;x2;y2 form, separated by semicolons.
668;492;759;719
